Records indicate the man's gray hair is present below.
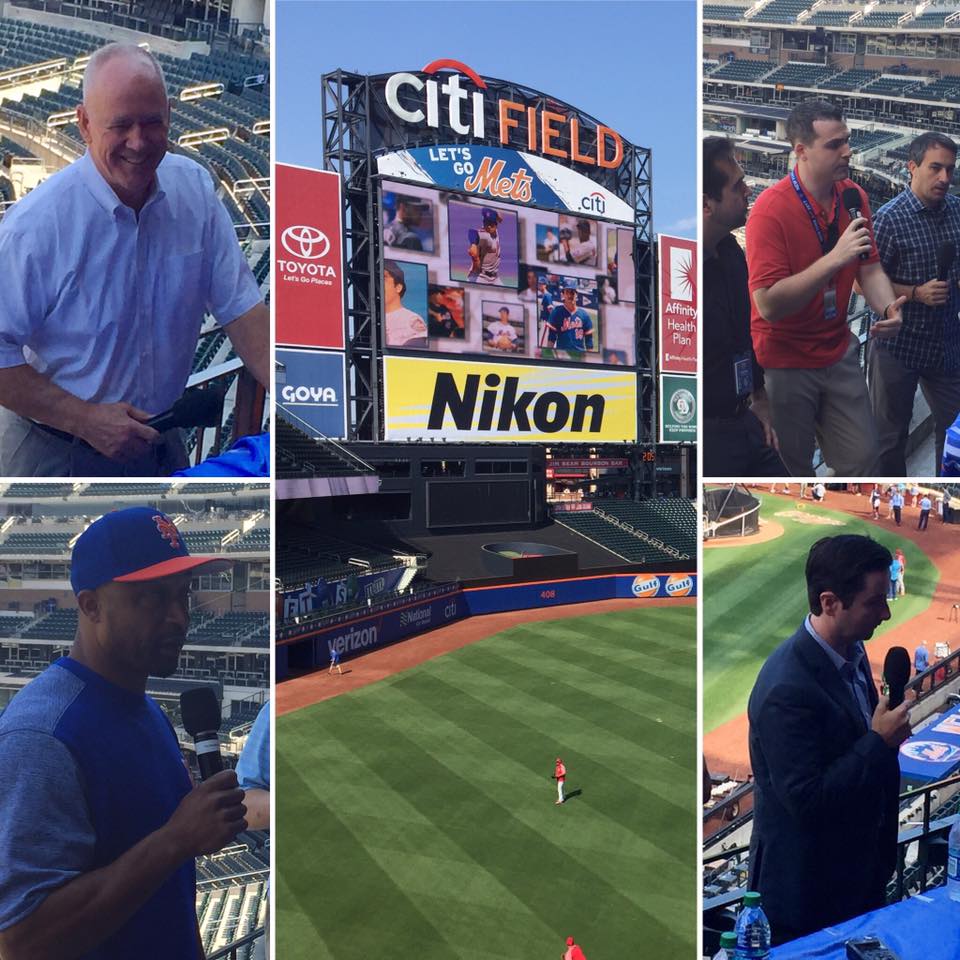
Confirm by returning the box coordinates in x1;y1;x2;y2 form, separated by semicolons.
82;43;167;102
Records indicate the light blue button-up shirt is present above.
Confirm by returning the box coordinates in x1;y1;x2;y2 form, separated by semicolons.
805;615;874;730
0;150;261;414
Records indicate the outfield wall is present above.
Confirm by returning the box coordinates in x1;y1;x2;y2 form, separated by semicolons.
276;572;696;680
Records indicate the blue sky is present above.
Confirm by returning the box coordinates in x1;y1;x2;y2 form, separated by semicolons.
274;0;696;239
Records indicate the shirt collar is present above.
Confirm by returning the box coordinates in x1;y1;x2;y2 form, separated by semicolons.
805;614;866;674
76;149;167;217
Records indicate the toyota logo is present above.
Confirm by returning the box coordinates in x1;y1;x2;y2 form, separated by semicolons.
281;225;330;260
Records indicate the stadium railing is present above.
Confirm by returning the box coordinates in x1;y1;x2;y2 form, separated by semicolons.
206;927;264;960
703;770;960;952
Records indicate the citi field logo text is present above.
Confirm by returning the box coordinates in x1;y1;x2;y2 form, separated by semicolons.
580;192;606;214
385;59;623;169
427;372;605;434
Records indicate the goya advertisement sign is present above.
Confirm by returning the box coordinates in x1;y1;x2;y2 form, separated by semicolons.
384;356;637;442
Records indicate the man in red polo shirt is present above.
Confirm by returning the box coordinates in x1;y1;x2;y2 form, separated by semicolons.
745;100;904;476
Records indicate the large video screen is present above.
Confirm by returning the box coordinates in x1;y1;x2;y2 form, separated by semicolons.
380;181;636;366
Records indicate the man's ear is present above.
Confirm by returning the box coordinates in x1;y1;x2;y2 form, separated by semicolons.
76;587;103;624
76;104;92;147
819;590;841;617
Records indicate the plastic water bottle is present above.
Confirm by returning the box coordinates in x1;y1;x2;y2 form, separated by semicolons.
735;891;771;959
949;819;960;901
712;931;738;960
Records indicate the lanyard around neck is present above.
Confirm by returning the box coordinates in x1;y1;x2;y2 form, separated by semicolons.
790;169;840;256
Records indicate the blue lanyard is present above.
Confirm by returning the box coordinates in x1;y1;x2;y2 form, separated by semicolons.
790;169;840;255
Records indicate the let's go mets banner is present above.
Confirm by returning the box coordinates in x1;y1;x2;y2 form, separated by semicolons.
384;356;637;442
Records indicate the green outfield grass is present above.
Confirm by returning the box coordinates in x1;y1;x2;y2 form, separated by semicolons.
704;494;938;733
277;605;696;960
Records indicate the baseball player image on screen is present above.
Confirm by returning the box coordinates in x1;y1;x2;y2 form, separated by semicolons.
467;208;503;284
544;279;594;354
485;306;520;353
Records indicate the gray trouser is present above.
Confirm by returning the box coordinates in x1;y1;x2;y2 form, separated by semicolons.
764;334;878;477
867;343;960;476
0;408;188;477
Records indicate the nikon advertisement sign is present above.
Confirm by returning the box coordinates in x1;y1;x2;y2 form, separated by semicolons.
384;356;636;442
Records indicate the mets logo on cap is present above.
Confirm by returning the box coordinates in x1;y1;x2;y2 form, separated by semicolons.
631;575;661;597
153;514;182;549
665;574;694;597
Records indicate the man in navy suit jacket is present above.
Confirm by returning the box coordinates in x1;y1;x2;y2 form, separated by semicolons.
748;535;912;945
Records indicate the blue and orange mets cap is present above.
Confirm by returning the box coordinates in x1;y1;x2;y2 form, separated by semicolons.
481;208;499;224
561;277;579;290
70;506;229;594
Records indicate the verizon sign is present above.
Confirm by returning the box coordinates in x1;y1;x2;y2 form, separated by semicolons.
276;163;345;350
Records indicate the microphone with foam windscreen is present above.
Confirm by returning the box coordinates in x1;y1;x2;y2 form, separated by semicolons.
180;687;224;781
841;187;870;261
937;240;955;281
146;386;226;433
883;646;912;710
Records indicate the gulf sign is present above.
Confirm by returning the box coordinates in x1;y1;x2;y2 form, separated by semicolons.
658;235;697;375
384;356;637;442
382;59;625;171
276;163;345;350
629;574;697;599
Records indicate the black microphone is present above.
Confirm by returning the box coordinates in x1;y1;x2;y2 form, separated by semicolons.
883;646;912;710
147;387;225;433
842;187;869;261
180;687;224;780
937;240;955;281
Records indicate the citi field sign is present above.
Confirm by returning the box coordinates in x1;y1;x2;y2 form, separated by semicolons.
383;60;624;169
376;60;635;224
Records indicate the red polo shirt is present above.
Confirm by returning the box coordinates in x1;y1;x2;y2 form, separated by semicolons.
745;172;879;369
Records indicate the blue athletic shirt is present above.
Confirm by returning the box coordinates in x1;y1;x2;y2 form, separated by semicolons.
0;657;196;958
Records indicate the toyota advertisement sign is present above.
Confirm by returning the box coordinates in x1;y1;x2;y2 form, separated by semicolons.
276;163;345;350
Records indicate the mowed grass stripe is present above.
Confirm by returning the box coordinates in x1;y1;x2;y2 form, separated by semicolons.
278;606;695;959
704;500;938;731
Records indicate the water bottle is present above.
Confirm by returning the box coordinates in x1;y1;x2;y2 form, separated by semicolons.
712;930;738;960
735;891;771;960
949;819;960;901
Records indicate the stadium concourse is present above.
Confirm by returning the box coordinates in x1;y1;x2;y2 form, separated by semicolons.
703;0;960;468
701;483;960;957
0;482;270;960
0;0;270;467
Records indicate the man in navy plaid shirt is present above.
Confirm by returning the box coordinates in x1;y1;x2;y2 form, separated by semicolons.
868;132;960;474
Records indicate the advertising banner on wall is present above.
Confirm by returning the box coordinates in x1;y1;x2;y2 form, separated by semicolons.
276;163;345;350
660;374;697;443
281;567;407;620
276;348;347;439
658;234;697;375
384;356;637;442
377;145;635;223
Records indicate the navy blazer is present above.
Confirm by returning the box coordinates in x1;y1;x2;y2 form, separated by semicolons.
747;622;900;943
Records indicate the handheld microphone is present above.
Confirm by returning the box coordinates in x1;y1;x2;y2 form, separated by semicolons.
937;240;955;281
841;187;870;261
180;687;224;780
147;387;225;433
882;646;912;710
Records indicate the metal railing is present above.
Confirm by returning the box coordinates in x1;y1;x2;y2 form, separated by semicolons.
206;927;265;960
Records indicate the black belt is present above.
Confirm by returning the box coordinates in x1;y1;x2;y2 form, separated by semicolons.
30;421;87;445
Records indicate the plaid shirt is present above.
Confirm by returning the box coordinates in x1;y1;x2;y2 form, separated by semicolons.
871;188;960;372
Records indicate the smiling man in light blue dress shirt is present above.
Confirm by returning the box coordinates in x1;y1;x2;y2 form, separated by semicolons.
0;43;269;476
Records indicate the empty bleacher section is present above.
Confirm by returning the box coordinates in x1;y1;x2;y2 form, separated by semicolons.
762;62;838;87
277;417;377;479
278;527;408;590
709;58;773;83
751;0;810;24
553;499;696;564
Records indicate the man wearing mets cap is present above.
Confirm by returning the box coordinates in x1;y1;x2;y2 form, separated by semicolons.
0;506;247;959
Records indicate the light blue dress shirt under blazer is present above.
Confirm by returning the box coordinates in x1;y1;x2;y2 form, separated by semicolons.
0;150;261;415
